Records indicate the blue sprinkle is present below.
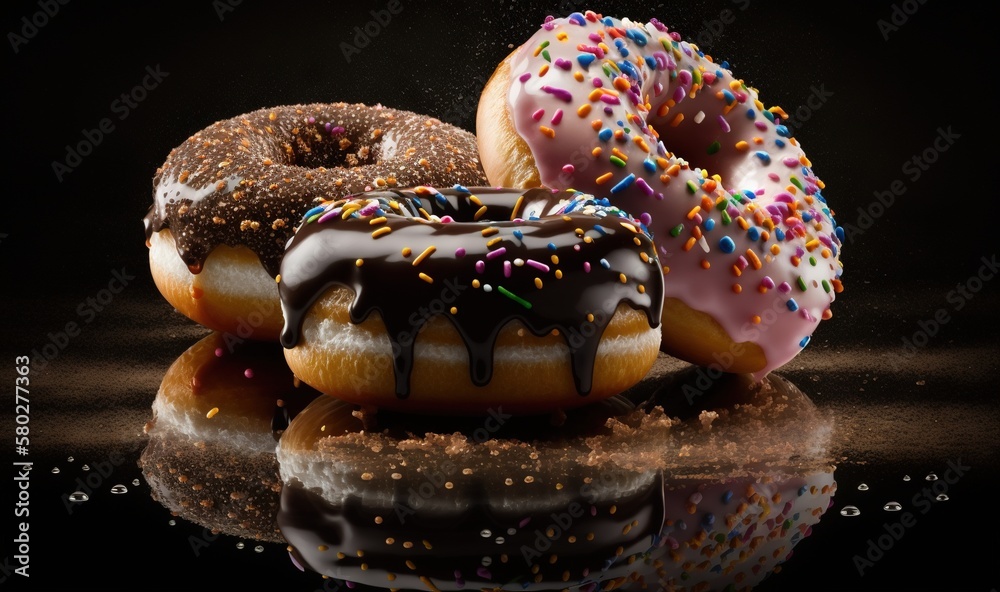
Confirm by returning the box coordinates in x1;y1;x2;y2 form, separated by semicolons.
702;513;715;527
763;109;775;122
710;565;723;574
547;242;557;251
742;189;756;201
720;61;730;69
721;89;736;104
452;184;469;193
754;151;771;165
562;199;579;213
676;519;687;531
776;228;786;241
513;229;523;241
802;212;813;222
594;225;607;235
644;56;657;69
435;192;448;205
798;486;808;497
786;299;799;312
747;227;760;241
718;236;736;253
722;490;733;504
625;28;648;46
704;218;715;231
835;227;845;242
602;16;614;25
618;60;639;79
568;12;586;25
775;125;790;137
599;258;611;269
598;128;613;142
799;335;810;347
610;173;636;193
577;53;596;68
775;138;786;148
746;108;756;120
643;159;657;173
303;205;325;219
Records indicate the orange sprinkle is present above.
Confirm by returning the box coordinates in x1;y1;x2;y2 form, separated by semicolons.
578;104;592;117
588;89;604;102
591;119;603;130
732;284;742;294
539;64;549;76
670;113;684;127
619;273;627;283
700;260;711;270
592;147;603;157
412;246;436;266
790;256;801;267
613;129;625;141
633;136;650;152
734;140;750;152
683;237;696;251
539;126;555;138
746;249;762;270
611;147;628;161
418;273;433;284
596;172;614;185
731;264;742;277
573;71;584;82
686;206;701;220
752;315;762;324
206;407;219;419
805;239;820;251
770;244;781;255
355;258;364;267
657;101;671;117
486;237;503;248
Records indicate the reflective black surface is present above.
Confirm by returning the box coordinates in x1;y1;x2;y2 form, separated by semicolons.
4;1;997;590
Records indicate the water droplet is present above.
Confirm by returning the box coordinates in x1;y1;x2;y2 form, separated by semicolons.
884;501;902;512
67;456;74;462
495;537;505;544
132;479;141;486
481;556;492;567
168;520;176;526
81;464;90;471
902;475;911;482
68;491;89;502
857;483;869;491
236;542;245;550
840;505;861;517
51;467;60;474
936;494;949;502
254;545;264;553
925;472;938;481
110;484;128;494
480;529;492;538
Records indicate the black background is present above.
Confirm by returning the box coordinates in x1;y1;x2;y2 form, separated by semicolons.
3;1;998;591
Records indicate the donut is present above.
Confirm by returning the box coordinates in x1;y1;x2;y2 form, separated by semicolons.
275;368;836;591
277;185;664;415
477;12;844;378
140;332;319;542
144;102;487;341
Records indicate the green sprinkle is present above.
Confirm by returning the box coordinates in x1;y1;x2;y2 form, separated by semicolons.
797;277;807;291
809;256;817;266
686;180;698;194
707;141;721;155
498;286;532;309
692;68;702;85
542;49;551;63
670;224;684;237
716;199;728;211
610;156;627;168
540;40;550;49
822;280;831;293
790;177;804;191
721;211;732;225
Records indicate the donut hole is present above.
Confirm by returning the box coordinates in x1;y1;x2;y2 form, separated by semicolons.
277;127;383;170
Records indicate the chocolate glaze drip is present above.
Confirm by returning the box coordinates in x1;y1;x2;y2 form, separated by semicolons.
278;187;663;398
279;473;665;590
143;103;486;276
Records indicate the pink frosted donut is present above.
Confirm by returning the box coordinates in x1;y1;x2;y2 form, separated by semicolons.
478;11;844;378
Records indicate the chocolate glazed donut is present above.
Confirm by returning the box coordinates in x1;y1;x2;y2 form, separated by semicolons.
144;103;487;340
278;186;664;414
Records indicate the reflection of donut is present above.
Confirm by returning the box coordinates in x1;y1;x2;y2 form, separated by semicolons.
140;332;319;542
478;12;844;378
144;103;487;340
276;369;835;590
278;186;663;414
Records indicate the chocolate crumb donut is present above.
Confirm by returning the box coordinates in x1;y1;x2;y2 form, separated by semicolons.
144;102;487;340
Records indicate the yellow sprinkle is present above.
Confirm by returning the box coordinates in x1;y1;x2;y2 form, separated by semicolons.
401;247;412;257
418;273;433;284
587;313;595;322
371;226;392;238
805;239;820;251
486;237;503;248
206;407;219;419
619;273;627;283
555;270;563;279
591;147;603;157
275;274;281;284
686;206;702;220
550;255;559;265
481;227;499;237
619;221;638;233
369;216;387;225
638;284;645;294
535;277;543;289
412;245;437;266
735;140;750;152
355;258;364;267
556;31;568;40
474;205;488;220
472;279;481;288
512;194;525;220
634;237;642;246
573;70;584;82
539;64;549;76
406;560;416;570
423;540;433;550
640;252;649;263
469;195;483;206
450;307;458;315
